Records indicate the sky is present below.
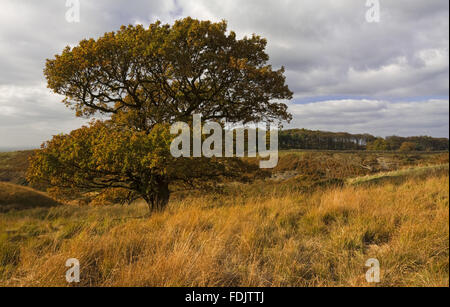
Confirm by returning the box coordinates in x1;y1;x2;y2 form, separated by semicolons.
0;0;448;149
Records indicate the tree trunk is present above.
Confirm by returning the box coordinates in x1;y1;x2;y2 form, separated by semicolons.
143;179;170;213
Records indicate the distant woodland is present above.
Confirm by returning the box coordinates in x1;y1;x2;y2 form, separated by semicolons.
279;129;449;151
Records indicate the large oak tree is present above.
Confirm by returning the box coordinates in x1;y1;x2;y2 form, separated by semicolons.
28;17;292;211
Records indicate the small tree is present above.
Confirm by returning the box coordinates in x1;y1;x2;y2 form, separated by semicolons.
366;138;389;151
28;18;292;211
399;142;417;152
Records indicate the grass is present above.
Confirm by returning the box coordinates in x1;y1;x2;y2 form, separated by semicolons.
0;182;61;213
0;150;448;286
0;170;448;286
0;151;33;186
347;164;449;186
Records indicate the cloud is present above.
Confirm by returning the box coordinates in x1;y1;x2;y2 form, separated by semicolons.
0;84;88;148
287;99;449;137
0;0;180;86
177;0;449;98
0;0;448;147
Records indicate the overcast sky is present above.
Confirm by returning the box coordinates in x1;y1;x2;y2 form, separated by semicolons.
0;0;448;149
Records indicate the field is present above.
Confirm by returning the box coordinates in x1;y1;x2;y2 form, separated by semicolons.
0;150;448;286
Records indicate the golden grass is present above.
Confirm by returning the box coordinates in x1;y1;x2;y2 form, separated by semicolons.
347;164;449;185
0;151;33;185
1;173;448;287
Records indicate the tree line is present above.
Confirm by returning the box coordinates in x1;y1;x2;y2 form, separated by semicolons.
279;129;449;151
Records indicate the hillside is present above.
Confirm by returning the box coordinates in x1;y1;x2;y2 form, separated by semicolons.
0;150;448;286
0;151;33;186
1;149;448;188
0;182;61;213
0;170;447;286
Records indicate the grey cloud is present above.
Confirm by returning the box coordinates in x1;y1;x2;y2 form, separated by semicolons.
0;0;179;86
0;0;448;148
287;99;449;137
178;0;449;98
0;85;88;147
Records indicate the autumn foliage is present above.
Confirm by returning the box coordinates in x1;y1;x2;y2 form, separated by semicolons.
28;121;265;210
28;18;291;211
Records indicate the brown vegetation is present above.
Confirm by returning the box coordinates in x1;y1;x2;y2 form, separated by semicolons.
0;182;61;213
0;150;448;286
0;151;33;186
0;170;447;286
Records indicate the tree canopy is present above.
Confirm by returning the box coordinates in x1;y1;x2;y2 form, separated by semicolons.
44;18;292;129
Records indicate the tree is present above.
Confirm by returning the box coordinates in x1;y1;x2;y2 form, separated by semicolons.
399;142;417;152
28;18;292;211
44;18;292;128
366;138;389;151
28;121;262;211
